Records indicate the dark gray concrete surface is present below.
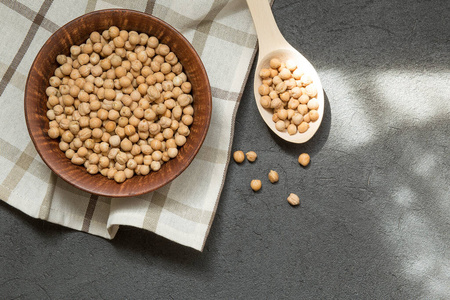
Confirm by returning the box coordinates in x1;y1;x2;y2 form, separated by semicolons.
1;0;449;299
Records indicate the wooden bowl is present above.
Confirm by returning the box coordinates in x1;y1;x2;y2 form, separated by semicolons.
25;9;212;197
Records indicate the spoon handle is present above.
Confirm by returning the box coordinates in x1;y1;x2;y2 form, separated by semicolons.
246;0;290;60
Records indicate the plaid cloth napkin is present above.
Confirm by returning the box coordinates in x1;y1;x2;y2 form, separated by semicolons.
0;0;260;251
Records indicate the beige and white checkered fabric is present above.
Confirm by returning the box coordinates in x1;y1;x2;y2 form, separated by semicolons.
0;0;260;251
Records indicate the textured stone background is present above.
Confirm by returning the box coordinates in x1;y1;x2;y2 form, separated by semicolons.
1;0;449;298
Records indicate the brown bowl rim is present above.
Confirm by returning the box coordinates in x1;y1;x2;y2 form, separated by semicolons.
24;9;212;198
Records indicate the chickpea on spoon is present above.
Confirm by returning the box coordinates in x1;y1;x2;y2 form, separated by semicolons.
246;0;324;143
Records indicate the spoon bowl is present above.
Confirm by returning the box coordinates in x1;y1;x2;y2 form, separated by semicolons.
247;0;324;143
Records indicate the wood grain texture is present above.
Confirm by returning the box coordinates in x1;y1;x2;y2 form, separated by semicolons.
24;9;212;198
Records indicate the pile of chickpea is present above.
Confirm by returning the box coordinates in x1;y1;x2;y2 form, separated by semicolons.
46;26;194;183
258;58;319;135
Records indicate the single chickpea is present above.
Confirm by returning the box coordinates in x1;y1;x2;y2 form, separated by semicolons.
307;98;319;110
259;68;271;78
298;104;309;116
70;45;81;56
138;164;148;175
250;179;262;192
181;82;191;94
89;117;102;128
151;150;162;161
109;135;121;148
268;170;279;183
287;123;297;135
246;151;257;162
233;150;245;163
120;138;132;152
48;127;60;139
114;171;126;183
260;96;271;109
309;110;319;122
287;193;300;206
275;82;287;93
279;68;291;80
291;113;304;126
279;91;290;102
305;84;317;97
71;154;85;165
77;146;88;158
288;99;300;110
277;109;288;120
65;149;75;159
59;141;69;152
61;130;74;143
275;120;286;132
298;122;309;133
270;98;283;110
167;148;178;158
258;84;270;96
148;161;161;172
175;135;186;147
123;124;135;136
87;165;99;175
56;54;67;65
150;139;162;151
270;58;281;69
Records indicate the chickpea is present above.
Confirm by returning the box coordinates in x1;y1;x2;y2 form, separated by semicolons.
120;138;132;152
61;130;74;143
167;148;178;158
114;171;126;183
270;58;281;69
260;96;271;108
233;150;245;163
298;104;309;116
298;122;309;133
109;135;121;148
287;193;300;206
307;98;319;111
71;154;85;165
258;84;270;96
250;180;262;192
175;135;186;147
275;120;286;131
99;156;110;168
292;113;303;126
309;110;319;122
287;123;297;135
268;170;279;183
48;127;60;139
78;128;92;141
89;117;102;128
245;151;257;162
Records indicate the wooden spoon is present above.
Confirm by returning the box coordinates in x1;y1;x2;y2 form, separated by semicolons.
247;0;324;143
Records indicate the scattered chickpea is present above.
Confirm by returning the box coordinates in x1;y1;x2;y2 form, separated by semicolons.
245;151;257;162
287;193;300;206
250;179;262;192
268;170;279;183
298;153;310;167
233;150;245;164
46;27;194;182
